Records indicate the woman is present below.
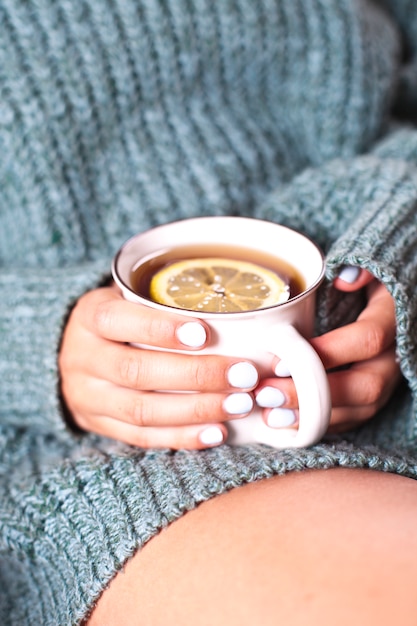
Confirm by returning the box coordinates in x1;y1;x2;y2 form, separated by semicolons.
1;1;417;623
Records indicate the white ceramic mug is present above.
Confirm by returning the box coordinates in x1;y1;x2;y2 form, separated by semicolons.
112;216;331;448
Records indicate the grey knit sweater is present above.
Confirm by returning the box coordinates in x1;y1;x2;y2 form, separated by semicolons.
1;0;417;623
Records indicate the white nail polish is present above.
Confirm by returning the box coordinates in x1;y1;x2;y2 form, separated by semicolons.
199;426;224;446
256;386;285;408
223;392;254;415
176;322;207;348
338;266;360;284
267;408;296;428
274;361;291;377
227;362;259;388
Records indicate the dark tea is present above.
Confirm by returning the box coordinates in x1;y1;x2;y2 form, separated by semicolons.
130;243;306;310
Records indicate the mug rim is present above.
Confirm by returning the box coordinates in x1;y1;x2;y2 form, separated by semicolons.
112;216;326;318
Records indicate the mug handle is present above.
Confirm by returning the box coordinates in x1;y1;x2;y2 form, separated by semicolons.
257;324;332;448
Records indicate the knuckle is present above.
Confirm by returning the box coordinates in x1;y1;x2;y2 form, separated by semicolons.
92;300;115;337
117;353;143;388
71;410;90;432
129;430;187;451
193;397;212;423
72;291;91;314
129;431;153;449
129;396;156;428
361;372;385;406
190;360;216;390
143;316;172;343
363;324;386;358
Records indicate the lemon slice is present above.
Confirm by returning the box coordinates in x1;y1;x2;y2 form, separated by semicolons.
149;257;290;312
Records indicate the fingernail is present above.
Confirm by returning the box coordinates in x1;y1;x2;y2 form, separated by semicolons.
267;408;296;428
199;426;224;446
274;361;291;377
176;322;207;348
223;392;254;415
256;386;286;408
337;266;360;284
227;362;259;388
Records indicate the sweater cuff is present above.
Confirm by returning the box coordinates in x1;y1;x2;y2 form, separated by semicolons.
325;161;417;391
0;260;110;435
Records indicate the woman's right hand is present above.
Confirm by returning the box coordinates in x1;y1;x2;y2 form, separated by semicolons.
59;284;259;449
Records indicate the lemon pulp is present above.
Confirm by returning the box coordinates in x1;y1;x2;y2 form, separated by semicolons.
149;257;290;312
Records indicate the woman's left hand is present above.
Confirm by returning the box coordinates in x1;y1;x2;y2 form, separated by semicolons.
255;270;403;433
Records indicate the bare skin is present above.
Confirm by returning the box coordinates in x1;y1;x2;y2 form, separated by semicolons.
87;468;417;626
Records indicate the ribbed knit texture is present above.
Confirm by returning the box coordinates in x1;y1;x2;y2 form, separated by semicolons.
1;1;417;623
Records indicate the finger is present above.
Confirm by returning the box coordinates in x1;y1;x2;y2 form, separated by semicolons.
333;268;374;292
78;286;210;350
71;379;254;428
78;415;228;450
256;347;400;409
255;378;300;428
326;404;384;431
311;286;396;370
84;342;259;392
262;408;299;429
325;347;402;409
258;402;379;434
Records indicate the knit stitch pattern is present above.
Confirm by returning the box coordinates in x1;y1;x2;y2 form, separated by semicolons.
1;1;417;623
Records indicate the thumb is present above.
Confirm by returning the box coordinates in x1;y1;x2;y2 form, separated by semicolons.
333;267;374;292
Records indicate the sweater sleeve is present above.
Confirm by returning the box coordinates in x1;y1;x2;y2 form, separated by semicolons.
0;260;110;436
253;0;417;395
253;140;417;394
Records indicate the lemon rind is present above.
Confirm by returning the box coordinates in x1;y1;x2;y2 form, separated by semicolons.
149;257;290;312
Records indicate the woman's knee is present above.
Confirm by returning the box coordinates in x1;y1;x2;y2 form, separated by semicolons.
87;468;417;626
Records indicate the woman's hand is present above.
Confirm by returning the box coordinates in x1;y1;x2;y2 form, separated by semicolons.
59;284;259;449
255;270;403;433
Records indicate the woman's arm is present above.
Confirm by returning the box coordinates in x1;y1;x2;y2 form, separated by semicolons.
253;150;417;435
0;261;109;435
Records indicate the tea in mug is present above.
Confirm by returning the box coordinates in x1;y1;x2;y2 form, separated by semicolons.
130;243;306;313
